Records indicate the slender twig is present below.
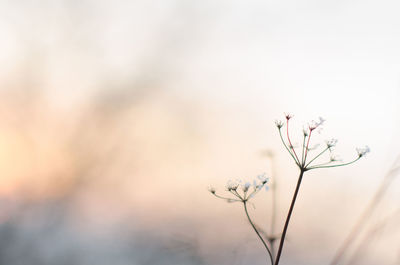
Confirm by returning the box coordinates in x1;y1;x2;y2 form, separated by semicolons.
267;152;278;258
345;209;400;265
301;133;307;166
286;120;301;165
275;169;305;265
269;185;277;258
231;189;244;201
272;115;369;265
212;193;241;202
243;201;274;265
279;129;300;166
329;157;400;265
308;157;361;171
303;128;312;164
305;146;329;168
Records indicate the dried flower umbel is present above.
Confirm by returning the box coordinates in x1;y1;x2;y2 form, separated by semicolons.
209;174;273;264
274;114;369;265
210;115;369;265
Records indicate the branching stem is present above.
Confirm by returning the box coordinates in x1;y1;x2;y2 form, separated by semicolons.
243;201;274;265
279;129;300;166
275;169;305;265
286;120;301;165
305;147;329;168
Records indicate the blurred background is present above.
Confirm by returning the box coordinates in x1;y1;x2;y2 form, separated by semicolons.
0;1;399;264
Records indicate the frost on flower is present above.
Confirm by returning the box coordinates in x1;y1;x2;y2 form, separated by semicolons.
356;146;370;157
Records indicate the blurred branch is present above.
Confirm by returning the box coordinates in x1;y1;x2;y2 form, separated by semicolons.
345;208;400;265
330;155;400;265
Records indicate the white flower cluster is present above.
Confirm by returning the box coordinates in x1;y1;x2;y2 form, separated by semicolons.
209;174;269;202
275;120;284;129
274;113;369;170
309;117;325;131
326;138;338;149
356;146;370;157
226;174;268;193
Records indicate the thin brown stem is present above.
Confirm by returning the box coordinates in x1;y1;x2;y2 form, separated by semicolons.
275;169;305;265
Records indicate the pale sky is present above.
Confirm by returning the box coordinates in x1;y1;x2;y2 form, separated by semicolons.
0;1;399;264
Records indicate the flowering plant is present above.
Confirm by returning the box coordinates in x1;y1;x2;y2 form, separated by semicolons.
209;114;369;265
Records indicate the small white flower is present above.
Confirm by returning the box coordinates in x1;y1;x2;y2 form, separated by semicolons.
252;179;258;189
242;182;251;192
257;174;268;185
208;186;216;194
307;143;320;151
356;146;370;157
330;154;342;162
326;138;338;149
275;120;284;129
284;113;293;120
309;117;325;131
226;180;239;191
303;127;309;136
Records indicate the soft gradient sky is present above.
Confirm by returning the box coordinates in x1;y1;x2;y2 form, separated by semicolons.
0;1;399;265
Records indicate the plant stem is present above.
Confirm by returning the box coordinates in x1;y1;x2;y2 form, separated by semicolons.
308;157;361;170
301;133;307;166
305;147;329;168
269;179;277;258
303;129;312;164
329;173;392;265
279;129;300;166
275;169;305;265
286;120;301;165
243;201;274;265
345;209;400;265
